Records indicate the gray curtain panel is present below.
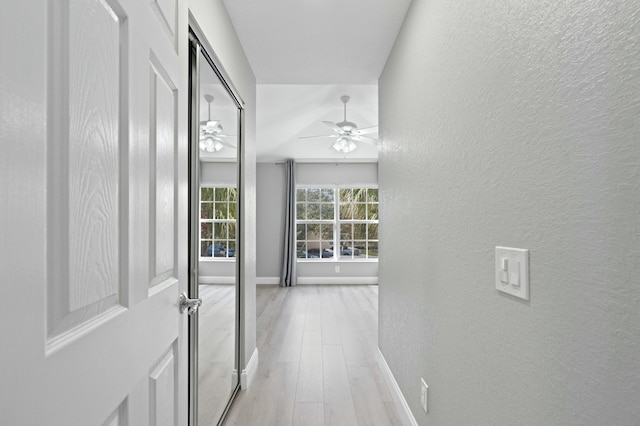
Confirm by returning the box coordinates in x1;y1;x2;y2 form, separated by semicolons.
280;159;297;287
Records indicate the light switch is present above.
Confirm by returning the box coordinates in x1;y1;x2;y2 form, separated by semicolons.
500;257;508;283
495;247;529;300
509;260;520;286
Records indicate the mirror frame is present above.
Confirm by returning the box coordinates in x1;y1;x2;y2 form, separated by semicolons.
187;22;245;426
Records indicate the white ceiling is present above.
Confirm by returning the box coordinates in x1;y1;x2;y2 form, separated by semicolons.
220;0;413;162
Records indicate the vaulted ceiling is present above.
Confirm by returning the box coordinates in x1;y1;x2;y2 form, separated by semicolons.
222;0;413;162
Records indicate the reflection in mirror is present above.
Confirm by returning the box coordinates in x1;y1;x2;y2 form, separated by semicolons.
197;48;239;425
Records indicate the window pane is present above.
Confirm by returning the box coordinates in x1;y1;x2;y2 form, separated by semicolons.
368;188;378;202
296;188;306;202
201;223;212;239
201;202;213;219
321;203;334;220
308;188;320;202
296;224;306;240
352;203;367;220
229;188;237;202
320;224;333;241
367;241;378;259
213;240;226;257
341;240;353;258
368;223;378;240
340;224;352;240
354;223;366;240
307;224;320;239
339;203;352;220
307;203;321;220
321;188;334;202
201;241;212;257
228;223;236;240
297;242;307;258
227;241;236;257
201;187;213;202
353;188;367;203
296;203;306;220
228;202;237;220
214;222;228;240
339;188;352;203
368;203;378;220
215;187;227;201
214;202;228;219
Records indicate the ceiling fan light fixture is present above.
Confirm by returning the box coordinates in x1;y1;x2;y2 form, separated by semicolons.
200;137;224;153
332;136;357;153
199;94;231;152
299;94;378;154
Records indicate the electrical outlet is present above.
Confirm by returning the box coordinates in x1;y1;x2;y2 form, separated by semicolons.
335;265;340;273
420;378;428;413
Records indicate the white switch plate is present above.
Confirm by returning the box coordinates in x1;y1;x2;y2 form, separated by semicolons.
420;378;428;413
495;247;529;300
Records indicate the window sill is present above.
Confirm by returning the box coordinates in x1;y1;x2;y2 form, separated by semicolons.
199;258;237;262
296;258;378;263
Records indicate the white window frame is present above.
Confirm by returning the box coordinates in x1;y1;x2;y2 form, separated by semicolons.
296;185;379;262
199;185;237;261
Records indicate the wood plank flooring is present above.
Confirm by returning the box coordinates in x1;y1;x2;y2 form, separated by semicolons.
223;285;401;426
198;284;237;426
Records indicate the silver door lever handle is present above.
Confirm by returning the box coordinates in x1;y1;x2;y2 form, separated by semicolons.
179;292;202;314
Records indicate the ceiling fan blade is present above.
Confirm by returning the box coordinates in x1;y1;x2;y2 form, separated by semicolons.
298;134;339;139
219;140;237;149
322;121;342;132
353;125;378;135
351;135;377;142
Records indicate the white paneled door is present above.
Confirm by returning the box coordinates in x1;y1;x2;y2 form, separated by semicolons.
0;0;188;425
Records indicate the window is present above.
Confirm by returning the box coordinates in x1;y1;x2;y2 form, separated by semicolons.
338;188;378;259
200;186;237;259
296;188;335;259
296;186;378;260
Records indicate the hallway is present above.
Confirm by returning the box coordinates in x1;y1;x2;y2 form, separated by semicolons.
223;285;401;425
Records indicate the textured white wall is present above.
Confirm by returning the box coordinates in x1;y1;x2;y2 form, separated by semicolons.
189;0;257;369
378;1;640;425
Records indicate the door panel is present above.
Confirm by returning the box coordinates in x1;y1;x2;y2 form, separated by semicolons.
0;0;188;424
150;57;178;288
149;343;179;426
47;0;126;341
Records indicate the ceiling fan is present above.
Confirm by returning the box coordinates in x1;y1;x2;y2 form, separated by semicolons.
199;94;236;152
299;95;378;153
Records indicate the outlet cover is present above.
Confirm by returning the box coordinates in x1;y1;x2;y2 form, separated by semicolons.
420;378;428;413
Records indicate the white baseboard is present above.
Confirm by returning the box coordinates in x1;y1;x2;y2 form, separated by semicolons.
376;348;418;426
297;276;378;285
240;348;259;390
257;277;280;285
198;276;235;285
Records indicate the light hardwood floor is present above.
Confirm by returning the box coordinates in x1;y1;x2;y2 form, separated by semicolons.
198;284;237;426
223;285;402;426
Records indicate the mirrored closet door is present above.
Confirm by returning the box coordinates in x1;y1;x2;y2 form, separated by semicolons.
188;30;243;426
